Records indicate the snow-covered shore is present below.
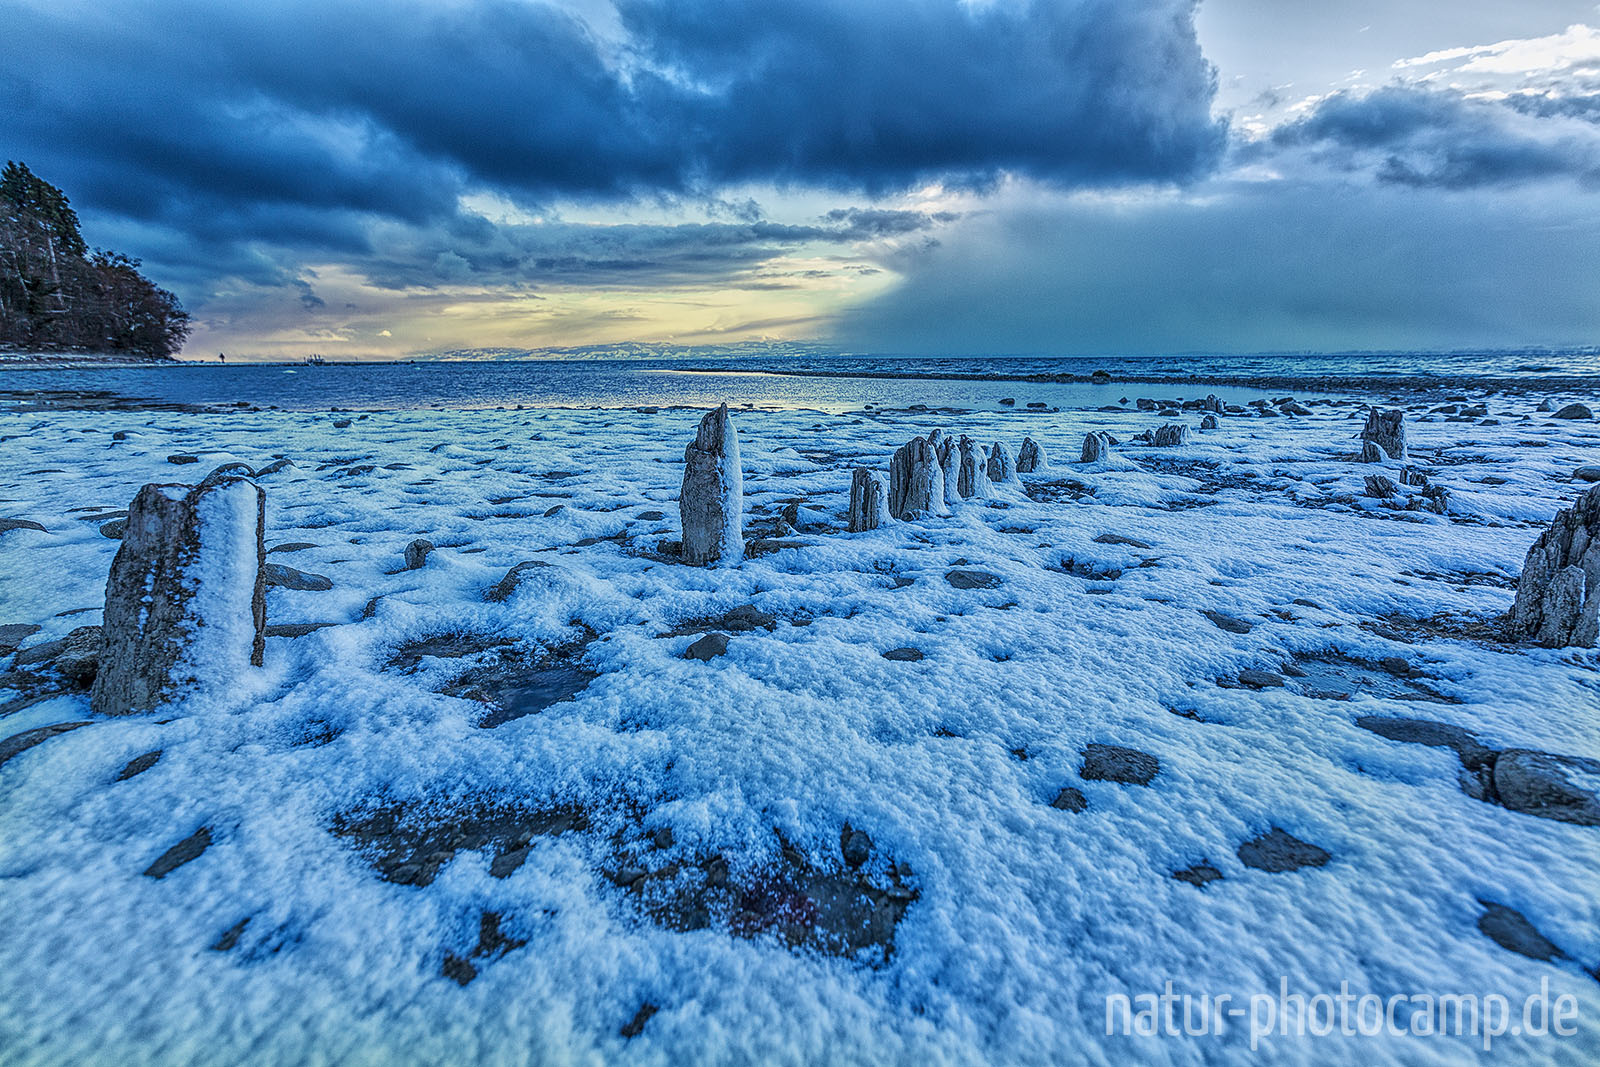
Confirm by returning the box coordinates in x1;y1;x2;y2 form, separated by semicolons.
2;392;1598;1065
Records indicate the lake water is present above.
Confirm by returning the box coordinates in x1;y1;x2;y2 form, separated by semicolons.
4;350;1596;413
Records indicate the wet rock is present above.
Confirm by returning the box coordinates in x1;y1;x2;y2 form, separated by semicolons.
1492;750;1600;826
955;436;992;499
143;826;213;878
166;454;199;465
0;518;47;534
1015;437;1046;473
1080;431;1111;463
403;538;434;570
887;436;947;520
999;397;1015;406
848;468;889;532
985;440;1016;483
1236;828;1329;873
1080;743;1159;785
1477;902;1566;962
1507;485;1600;647
0;721;91;769
1359;408;1407;461
637;510;666;521
116;750;162;780
0;623;40;654
1551;403;1593;420
1136;398;1157;411
684;633;730;661
680;404;744;565
263;563;333;591
1173;862;1224;888
945;569;1001;590
881;647;923;662
484;560;552;603
1574;466;1600;483
1050;787;1087;812
1203;610;1253;634
1152;423;1189;447
93;476;266;716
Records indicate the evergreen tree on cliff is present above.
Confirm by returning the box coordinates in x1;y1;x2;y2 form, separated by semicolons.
0;162;191;358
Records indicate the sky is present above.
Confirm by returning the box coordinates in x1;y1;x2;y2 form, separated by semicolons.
3;0;1599;359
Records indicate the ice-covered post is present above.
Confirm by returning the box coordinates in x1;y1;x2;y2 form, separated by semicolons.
986;440;1016;483
91;474;266;715
848;468;889;532
1359;408;1407;462
955;436;991;499
680;403;744;565
888;436;948;520
1015;437;1046;473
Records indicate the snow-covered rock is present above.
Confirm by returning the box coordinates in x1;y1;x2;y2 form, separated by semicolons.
1360;408;1408;461
1080;431;1111;463
680;403;744;565
985;440;1016;483
848;468;889;532
1152;423;1189;447
1508;485;1600;647
956;436;992;499
92;475;266;715
1015;437;1046;473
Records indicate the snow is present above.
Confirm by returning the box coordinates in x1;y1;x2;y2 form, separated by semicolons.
2;392;1599;1065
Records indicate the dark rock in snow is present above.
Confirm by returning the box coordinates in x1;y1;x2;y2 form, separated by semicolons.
403;538;434;570
0;623;40;654
1507;485;1600;647
0;518;47;534
1152;423;1189;447
1173;862;1224;888
264;563;333;591
1551;403;1593;420
53;626;101;686
1203;610;1253;634
945;569;1001;590
1050;787;1087;812
841;828;872;868
1093;532;1152;548
1080;743;1159;785
99;518;126;539
1358;408;1407;461
1476;902;1566;962
143;826;213;878
1015;437;1046;473
93;476;266;716
1079;431;1111;463
881;647;923;662
0;721;91;769
1574;466;1600;483
1236;828;1329;873
166;454;199;465
684;633;730;661
1237;669;1286;689
1492;750;1600;826
985;440;1016;483
848;468;889;532
485;560;552;602
1200;414;1219;430
621;1003;659;1039
116;750;162;780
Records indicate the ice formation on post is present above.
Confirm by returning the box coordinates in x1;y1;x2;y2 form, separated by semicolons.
1359;408;1407;461
887;436;947;520
679;403;744;565
1508;485;1600;648
92;475;266;715
986;440;1016;483
1080;431;1112;463
848;468;890;532
1015;436;1046;473
956;436;992;499
1153;423;1189;447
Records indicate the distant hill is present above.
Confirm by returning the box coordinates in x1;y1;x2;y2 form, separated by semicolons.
0;162;190;359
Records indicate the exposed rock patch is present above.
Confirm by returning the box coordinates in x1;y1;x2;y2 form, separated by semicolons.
680;404;744;565
1079;743;1159;785
1236;828;1330;873
1507;485;1600;647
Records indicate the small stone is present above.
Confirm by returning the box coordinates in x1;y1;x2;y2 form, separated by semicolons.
1476;902;1566;961
1080;743;1159;785
263;563;333;591
881;647;923;662
1092;533;1153;548
403;538;434;570
684;633;729;661
945;569;1001;590
841;828;872;868
652;827;675;849
143;826;213;878
999;397;1015;406
637;510;665;521
1236;827;1329;873
1202;610;1253;634
54;626;102;686
1050;787;1087;812
1237;669;1286;689
621;1003;659;1039
1573;466;1600;483
332;419;352;428
116;750;162;781
1536;399;1555;412
1551;403;1593;420
99;518;127;539
1173;863;1224;888
166;454;199;465
1200;414;1218;430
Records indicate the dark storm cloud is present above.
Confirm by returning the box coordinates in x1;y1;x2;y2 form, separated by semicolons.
0;0;1223;296
1266;86;1600;188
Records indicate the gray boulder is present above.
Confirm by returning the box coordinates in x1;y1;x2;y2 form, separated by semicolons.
1200;414;1219;430
1080;431;1111;463
956;436;992;499
848;468;889;532
888;437;948;520
1201;394;1223;413
1359;408;1407;461
92;476;266;715
1153;423;1189;447
680;404;744;566
1015;437;1046;473
1552;403;1593;420
1507;485;1600;647
403;538;435;570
